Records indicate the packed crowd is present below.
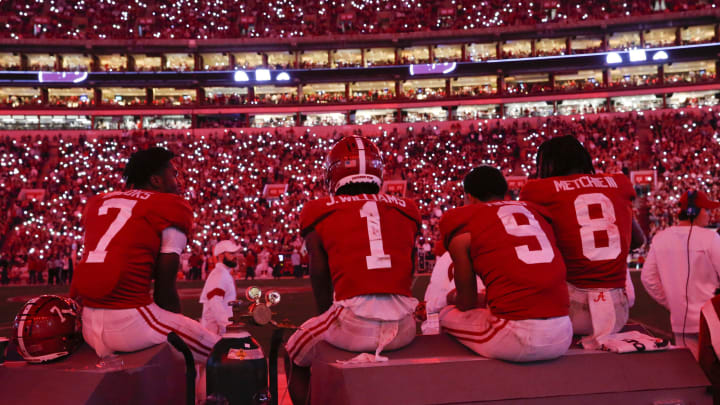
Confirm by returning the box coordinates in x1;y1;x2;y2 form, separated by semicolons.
0;0;711;40
1;107;720;284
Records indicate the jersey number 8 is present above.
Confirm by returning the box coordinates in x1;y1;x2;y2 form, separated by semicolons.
574;193;621;261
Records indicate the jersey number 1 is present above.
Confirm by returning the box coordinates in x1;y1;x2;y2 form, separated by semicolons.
360;201;392;270
85;198;138;263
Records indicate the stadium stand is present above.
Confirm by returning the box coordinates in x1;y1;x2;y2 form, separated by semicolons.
0;0;713;40
1;107;719;283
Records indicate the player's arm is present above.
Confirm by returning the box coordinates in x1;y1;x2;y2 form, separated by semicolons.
154;253;181;313
630;217;646;250
447;232;477;311
153;227;187;313
306;230;332;314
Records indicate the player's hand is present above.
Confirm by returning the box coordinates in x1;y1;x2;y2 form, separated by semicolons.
477;290;487;308
446;289;457;306
447;289;486;308
413;301;427;322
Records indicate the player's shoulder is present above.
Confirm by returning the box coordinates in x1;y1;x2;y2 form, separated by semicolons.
516;200;554;223
299;197;335;235
588;172;635;200
382;195;421;224
439;205;479;247
520;177;553;201
139;192;193;232
147;192;192;216
148;191;191;206
610;172;635;195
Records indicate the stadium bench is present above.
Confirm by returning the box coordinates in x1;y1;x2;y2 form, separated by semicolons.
310;333;712;405
0;342;186;405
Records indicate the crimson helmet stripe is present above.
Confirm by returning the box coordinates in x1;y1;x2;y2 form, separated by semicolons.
355;136;366;175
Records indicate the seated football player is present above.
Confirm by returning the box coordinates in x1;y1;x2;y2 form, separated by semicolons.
70;147;220;363
285;136;421;405
422;169;492;333
520;136;645;339
440;165;572;362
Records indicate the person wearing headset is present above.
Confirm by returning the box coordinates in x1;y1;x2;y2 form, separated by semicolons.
641;190;720;359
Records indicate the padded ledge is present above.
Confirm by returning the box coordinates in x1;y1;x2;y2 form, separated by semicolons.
310;334;712;405
0;343;186;405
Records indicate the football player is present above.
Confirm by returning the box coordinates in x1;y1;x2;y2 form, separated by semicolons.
71;147;220;363
285;136;421;405
440;166;572;361
520;136;645;339
422;168;494;334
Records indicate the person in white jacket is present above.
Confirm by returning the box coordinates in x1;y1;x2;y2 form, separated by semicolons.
641;190;720;358
200;240;241;335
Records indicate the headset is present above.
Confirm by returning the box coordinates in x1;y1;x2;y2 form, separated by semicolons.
682;190;699;349
685;190;700;220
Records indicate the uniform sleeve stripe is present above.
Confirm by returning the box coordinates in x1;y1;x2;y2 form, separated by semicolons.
206;288;226;300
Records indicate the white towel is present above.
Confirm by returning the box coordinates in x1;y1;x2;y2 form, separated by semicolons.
581;331;670;353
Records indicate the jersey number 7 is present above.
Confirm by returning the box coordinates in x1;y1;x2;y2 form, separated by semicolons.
85;198;137;264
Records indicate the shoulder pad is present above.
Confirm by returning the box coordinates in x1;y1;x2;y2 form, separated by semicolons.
394;198;421;229
299;198;335;237
611;173;636;200
149;193;193;234
439;205;477;250
522;200;553;223
519;178;546;202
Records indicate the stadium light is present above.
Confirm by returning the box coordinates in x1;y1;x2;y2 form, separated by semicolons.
38;71;88;83
605;52;622;64
628;49;647;62
255;69;271;81
409;62;457;76
652;51;669;61
233;71;249;82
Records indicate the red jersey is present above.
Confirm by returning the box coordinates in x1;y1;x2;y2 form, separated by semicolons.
71;190;193;309
300;193;420;301
440;201;569;320
520;173;635;289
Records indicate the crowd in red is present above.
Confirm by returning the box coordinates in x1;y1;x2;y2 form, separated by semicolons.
0;0;710;40
1;107;720;284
